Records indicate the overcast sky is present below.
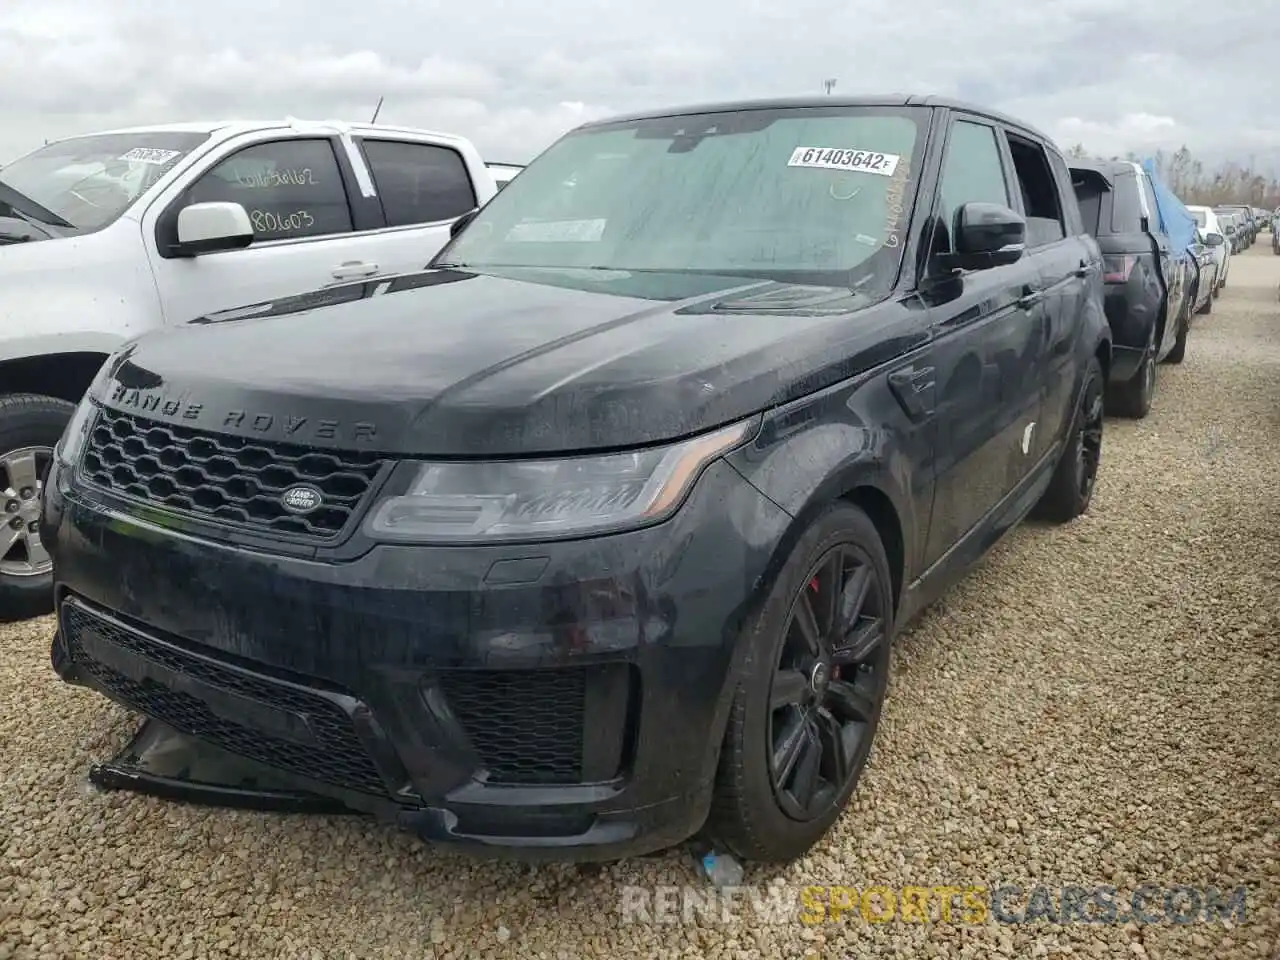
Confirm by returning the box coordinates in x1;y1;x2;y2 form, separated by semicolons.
1;0;1275;172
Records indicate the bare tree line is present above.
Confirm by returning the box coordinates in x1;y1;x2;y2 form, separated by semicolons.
1066;143;1280;210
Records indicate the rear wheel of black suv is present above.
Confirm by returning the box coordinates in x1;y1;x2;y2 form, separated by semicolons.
1105;336;1155;420
707;503;893;863
1164;304;1189;364
1033;357;1104;524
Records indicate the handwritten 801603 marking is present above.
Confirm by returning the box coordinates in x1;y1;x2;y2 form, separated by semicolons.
882;160;911;248
251;210;315;234
235;168;317;188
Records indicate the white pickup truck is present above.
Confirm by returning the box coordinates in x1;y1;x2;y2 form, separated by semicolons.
0;117;498;619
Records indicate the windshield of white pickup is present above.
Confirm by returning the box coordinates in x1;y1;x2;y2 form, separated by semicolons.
0;131;210;233
443;105;927;292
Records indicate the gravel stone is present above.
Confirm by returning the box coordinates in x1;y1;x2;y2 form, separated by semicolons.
3;250;1279;959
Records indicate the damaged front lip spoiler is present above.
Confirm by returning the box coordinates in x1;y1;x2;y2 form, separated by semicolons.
89;718;365;816
87;720;682;860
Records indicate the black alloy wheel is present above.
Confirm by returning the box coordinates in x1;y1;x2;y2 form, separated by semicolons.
1032;356;1104;523
706;503;894;863
1074;384;1104;506
768;544;888;821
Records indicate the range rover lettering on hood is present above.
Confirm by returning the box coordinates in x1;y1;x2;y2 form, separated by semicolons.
105;383;378;444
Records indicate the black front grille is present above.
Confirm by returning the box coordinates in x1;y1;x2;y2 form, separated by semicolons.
439;669;586;785
80;407;384;539
62;600;389;797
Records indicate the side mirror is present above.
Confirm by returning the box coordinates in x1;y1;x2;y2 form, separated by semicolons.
1205;232;1225;247
173;202;254;257
938;202;1026;272
450;208;479;239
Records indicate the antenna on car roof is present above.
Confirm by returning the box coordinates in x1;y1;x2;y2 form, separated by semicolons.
371;96;385;124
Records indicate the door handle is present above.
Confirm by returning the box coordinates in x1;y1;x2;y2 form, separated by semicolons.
331;261;379;280
887;364;937;422
1017;284;1044;309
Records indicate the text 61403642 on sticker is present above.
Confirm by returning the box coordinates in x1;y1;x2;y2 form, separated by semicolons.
787;147;901;177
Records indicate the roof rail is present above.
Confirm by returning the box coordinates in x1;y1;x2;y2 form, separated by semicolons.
284;117;354;135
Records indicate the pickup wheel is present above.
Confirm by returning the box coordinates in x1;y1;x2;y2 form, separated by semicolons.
1196;289;1213;315
1033;357;1103;524
706;503;893;862
0;394;74;622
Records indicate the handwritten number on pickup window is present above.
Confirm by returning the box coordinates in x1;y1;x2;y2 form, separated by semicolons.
250;210;316;234
235;168;318;189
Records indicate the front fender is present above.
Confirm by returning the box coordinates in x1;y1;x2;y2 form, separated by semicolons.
724;360;934;598
0;223;160;362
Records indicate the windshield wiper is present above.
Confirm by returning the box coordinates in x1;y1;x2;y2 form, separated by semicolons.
0;180;75;230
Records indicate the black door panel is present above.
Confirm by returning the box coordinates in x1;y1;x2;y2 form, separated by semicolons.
921;266;1042;569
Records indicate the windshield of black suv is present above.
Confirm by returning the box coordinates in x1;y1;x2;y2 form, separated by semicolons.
440;105;927;295
0;131;210;232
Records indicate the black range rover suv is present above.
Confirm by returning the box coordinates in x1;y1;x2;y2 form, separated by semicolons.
43;96;1110;864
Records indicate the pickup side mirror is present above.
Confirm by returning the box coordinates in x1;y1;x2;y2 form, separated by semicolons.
937;202;1026;272
173;202;254;257
450;208;479;239
1204;232;1225;247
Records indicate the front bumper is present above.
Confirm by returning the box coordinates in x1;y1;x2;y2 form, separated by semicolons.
44;455;792;860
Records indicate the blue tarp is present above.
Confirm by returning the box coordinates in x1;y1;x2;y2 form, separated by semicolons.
1141;158;1198;260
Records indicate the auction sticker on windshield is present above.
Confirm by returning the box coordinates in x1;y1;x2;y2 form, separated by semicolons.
788;147;901;177
118;148;183;165
506;219;607;243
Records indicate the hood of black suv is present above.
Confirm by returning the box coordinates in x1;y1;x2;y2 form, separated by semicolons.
100;266;920;457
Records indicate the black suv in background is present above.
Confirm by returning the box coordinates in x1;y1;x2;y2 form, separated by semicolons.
1071;160;1193;419
43;96;1111;864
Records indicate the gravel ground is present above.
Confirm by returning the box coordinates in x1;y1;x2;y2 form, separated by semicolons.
3;249;1279;960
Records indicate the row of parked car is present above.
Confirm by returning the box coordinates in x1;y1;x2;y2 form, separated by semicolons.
0;95;1248;867
1068;160;1236;418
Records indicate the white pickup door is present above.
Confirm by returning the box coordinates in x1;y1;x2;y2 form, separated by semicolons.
137;125;495;324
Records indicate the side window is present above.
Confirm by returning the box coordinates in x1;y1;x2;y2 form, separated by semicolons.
1072;176;1107;237
1110;175;1144;233
1005;135;1065;248
360;140;477;227
185;139;353;242
932;120;1011;255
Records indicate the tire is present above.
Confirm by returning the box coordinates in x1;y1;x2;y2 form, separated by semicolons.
0;394;74;622
1032;356;1104;524
1105;336;1155;420
707;502;894;863
1196;291;1212;315
1163;303;1189;364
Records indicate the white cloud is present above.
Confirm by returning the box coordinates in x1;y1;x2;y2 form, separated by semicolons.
0;0;1276;174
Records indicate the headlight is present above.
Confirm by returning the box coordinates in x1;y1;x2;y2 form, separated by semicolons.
365;418;756;544
55;356;116;465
